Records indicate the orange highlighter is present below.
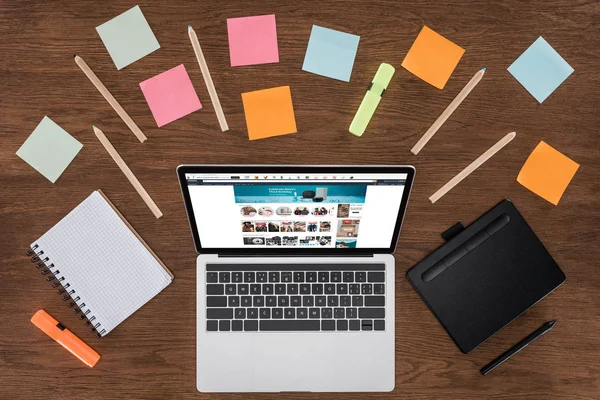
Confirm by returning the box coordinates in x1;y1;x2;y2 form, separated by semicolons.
31;310;100;367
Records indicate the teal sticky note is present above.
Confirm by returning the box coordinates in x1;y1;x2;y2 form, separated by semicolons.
16;117;82;183
96;5;160;70
302;25;360;82
507;37;574;103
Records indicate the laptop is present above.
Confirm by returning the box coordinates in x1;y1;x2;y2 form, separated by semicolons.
177;165;415;392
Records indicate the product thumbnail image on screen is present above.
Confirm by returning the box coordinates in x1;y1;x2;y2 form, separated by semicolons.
185;173;407;249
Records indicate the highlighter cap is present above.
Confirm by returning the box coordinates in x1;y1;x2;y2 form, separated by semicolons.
31;310;62;340
372;63;395;92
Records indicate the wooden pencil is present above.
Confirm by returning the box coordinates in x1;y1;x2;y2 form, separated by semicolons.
92;126;162;218
429;131;516;204
188;25;229;132
75;56;147;143
411;68;486;155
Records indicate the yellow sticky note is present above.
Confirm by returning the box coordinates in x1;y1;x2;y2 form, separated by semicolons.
517;141;579;205
241;86;297;140
401;26;465;89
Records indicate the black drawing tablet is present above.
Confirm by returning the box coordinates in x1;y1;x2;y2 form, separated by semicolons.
407;200;565;353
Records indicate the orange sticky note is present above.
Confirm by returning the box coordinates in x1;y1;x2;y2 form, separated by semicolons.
401;26;465;89
517;141;579;205
242;86;297;140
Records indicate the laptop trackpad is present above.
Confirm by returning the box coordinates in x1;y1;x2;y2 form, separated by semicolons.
197;332;394;392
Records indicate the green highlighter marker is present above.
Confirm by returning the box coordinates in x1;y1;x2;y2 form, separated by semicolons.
349;63;395;137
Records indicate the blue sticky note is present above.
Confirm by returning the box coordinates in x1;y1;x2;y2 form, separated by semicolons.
507;37;574;103
96;5;160;70
16;117;83;183
302;25;360;82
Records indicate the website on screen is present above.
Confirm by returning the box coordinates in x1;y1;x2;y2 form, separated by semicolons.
185;173;407;249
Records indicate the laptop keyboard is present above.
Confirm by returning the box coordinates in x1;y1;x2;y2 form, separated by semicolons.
205;264;386;332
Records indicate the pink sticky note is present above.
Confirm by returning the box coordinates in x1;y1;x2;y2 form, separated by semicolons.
139;64;202;127
227;14;279;66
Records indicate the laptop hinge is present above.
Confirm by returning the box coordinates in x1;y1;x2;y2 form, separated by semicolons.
217;253;377;258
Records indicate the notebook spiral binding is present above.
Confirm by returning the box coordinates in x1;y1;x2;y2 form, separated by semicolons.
27;244;106;337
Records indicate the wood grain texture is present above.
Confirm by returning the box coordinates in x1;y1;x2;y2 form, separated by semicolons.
1;0;599;399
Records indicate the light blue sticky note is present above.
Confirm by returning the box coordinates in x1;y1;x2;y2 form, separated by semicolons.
96;5;160;70
302;25;360;82
16;117;82;183
507;37;574;103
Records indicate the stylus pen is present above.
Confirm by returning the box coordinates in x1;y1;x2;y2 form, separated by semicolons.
480;320;557;376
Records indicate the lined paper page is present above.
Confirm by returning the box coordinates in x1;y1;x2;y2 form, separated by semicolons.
33;191;172;336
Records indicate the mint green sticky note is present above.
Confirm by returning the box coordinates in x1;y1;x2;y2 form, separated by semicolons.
507;37;574;103
96;5;160;70
302;25;360;82
16;117;82;183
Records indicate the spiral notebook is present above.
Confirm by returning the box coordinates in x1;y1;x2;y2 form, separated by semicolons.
28;190;173;337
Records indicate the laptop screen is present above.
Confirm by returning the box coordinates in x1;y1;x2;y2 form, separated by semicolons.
179;167;414;253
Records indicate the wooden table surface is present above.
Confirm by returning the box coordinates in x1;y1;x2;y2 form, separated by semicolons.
1;1;599;399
